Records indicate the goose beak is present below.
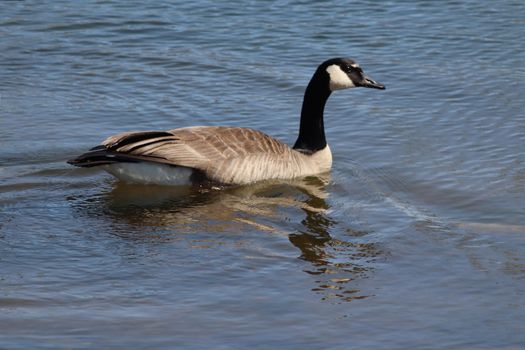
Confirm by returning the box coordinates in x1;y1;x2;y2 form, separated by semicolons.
359;75;385;90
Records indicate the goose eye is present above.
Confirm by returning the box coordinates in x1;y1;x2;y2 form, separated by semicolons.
339;65;352;74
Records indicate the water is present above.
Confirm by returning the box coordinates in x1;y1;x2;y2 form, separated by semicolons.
1;1;524;349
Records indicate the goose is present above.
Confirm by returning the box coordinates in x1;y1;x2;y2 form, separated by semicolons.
68;57;385;186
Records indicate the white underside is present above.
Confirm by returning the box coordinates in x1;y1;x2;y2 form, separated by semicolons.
103;162;193;186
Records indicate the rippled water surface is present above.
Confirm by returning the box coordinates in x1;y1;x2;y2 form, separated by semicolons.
1;1;525;349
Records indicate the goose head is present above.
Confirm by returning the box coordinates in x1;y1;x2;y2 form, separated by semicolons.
295;57;385;153
319;57;385;92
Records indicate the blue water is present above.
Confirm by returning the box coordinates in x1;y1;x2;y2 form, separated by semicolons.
1;1;525;349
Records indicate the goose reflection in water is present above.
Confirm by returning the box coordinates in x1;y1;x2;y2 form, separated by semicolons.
72;174;382;302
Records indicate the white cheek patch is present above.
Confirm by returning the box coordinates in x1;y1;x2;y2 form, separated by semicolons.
326;64;355;91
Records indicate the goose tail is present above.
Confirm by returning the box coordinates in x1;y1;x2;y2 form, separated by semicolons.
67;146;141;168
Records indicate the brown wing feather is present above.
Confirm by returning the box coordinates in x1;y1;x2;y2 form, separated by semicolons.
99;126;294;182
72;125;333;184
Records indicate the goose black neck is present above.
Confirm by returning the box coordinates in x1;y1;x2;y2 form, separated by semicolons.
293;71;331;153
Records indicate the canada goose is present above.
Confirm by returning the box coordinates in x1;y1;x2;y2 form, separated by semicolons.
68;57;385;186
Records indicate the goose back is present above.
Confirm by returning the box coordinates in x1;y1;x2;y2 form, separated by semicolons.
98;126;332;184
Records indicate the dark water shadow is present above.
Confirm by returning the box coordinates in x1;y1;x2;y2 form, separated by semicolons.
68;175;382;302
